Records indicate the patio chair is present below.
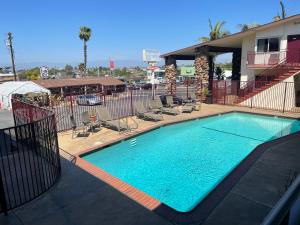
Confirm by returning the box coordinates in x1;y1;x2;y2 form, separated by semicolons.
97;107;129;132
134;101;163;121
81;111;92;128
166;95;176;108
151;96;179;115
70;115;90;138
149;99;163;114
184;93;201;111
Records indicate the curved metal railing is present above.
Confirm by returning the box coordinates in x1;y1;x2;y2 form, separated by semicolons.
0;101;61;214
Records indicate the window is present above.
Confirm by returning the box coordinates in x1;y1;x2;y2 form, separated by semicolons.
257;39;268;52
269;38;280;52
257;38;280;52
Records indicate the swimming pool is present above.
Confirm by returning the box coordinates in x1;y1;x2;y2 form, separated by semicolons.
82;112;300;212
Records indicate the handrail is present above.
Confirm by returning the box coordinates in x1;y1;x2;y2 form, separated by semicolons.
261;175;300;225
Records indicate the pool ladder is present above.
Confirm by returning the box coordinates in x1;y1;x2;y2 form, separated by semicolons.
130;138;137;147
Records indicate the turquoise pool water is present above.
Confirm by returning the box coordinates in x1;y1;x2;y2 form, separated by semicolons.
82;112;300;212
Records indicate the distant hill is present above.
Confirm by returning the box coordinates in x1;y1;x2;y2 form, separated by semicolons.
1;60;164;70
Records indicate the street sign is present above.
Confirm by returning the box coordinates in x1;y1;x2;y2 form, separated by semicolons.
40;66;49;79
147;66;159;71
142;49;161;62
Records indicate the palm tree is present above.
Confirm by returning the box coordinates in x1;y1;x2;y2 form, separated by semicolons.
79;26;92;76
274;0;286;21
237;23;260;32
199;19;230;42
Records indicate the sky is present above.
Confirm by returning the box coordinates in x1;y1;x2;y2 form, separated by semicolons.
1;0;300;68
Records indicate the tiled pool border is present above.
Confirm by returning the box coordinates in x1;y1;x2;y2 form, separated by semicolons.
76;111;300;224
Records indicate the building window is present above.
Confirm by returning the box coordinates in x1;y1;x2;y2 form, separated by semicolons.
257;39;268;52
257;38;280;52
269;38;280;52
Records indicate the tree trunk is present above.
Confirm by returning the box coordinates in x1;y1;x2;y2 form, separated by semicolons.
84;40;87;77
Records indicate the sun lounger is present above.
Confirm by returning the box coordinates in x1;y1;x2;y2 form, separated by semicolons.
150;96;179;115
97;107;128;131
134;102;163;121
181;105;194;113
185;93;201;111
70;115;90;138
166;95;180;108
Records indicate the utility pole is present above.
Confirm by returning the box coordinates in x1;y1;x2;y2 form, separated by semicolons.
7;32;17;81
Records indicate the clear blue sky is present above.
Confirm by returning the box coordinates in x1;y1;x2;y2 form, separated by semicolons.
1;0;300;67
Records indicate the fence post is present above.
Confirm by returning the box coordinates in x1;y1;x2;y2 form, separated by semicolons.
186;78;189;99
282;82;288;113
70;94;74;118
130;89;133;116
224;81;226;105
211;81;214;104
0;171;8;215
103;94;106;106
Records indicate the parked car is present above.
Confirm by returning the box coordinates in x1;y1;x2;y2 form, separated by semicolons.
158;95;183;106
127;84;140;90
76;95;102;106
141;83;157;90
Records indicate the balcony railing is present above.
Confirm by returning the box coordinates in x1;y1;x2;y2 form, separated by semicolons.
247;51;287;67
247;49;300;68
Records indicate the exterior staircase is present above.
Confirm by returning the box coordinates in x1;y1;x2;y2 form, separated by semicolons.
235;61;300;103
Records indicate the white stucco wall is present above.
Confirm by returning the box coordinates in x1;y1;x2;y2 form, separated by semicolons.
239;76;297;111
240;20;300;81
241;34;256;82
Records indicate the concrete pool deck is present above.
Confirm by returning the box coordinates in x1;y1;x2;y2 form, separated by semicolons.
1;104;300;225
58;104;300;156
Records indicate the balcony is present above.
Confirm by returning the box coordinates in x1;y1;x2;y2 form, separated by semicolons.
247;51;287;69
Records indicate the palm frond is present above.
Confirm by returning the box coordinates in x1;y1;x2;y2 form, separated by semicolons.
199;37;210;42
79;26;92;41
280;0;286;19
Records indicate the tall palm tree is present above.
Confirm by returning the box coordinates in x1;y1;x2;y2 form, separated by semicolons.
79;26;92;76
274;0;286;21
199;19;230;42
237;23;260;32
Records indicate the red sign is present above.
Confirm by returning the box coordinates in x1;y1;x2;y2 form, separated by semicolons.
147;66;159;71
109;59;115;71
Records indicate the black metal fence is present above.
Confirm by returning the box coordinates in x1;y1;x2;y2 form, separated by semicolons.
36;80;300;132
44;85;198;132
0;101;61;214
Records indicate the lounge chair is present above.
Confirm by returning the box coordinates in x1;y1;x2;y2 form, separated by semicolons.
184;93;201;111
166;95;177;108
134;102;163;121
81;111;101;133
97;107;128;132
70;115;90;138
150;96;179;115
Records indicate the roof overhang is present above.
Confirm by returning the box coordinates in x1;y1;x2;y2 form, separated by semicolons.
161;14;300;58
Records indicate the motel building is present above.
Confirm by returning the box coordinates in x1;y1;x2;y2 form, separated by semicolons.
162;14;300;110
33;77;126;96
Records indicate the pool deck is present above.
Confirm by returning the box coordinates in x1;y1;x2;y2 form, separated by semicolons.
58;104;300;156
2;104;300;225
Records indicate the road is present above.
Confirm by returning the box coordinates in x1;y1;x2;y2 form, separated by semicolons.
0;110;14;129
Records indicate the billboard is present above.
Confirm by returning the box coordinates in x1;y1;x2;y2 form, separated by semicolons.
142;49;161;62
40;66;49;79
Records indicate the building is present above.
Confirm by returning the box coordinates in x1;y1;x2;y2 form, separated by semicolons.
162;14;300;109
0;73;15;84
33;77;126;96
